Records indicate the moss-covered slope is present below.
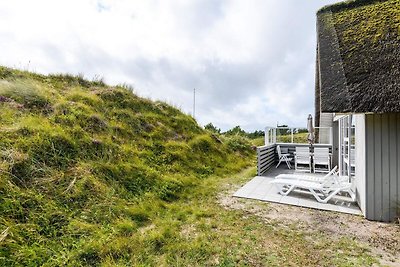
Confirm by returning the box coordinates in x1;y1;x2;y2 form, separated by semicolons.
0;67;253;266
317;0;400;113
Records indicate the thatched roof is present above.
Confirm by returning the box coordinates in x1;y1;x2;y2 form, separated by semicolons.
316;0;400;113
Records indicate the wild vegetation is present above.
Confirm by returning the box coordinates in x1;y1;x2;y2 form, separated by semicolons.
0;67;396;266
205;123;264;140
0;66;254;266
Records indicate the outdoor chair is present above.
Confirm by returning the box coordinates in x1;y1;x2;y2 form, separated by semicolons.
275;166;338;183
313;147;331;173
294;147;312;172
270;166;355;203
275;145;293;169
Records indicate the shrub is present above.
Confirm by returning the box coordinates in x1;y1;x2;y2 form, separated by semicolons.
157;177;184;201
225;135;252;154
204;123;221;134
189;134;215;153
224;125;246;136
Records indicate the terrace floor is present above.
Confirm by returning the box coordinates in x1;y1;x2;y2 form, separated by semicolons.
233;166;362;215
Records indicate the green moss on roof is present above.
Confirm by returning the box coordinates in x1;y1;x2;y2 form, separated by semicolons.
318;0;391;14
333;0;400;58
318;0;400;56
317;0;400;113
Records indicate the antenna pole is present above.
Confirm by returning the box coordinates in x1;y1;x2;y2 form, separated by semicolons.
193;88;196;118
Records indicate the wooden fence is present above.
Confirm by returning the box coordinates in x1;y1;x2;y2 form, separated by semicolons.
256;143;333;176
257;144;276;175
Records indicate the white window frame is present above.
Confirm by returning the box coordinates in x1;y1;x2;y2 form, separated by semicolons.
338;115;355;178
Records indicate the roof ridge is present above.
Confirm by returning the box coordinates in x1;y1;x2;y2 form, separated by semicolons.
317;0;390;14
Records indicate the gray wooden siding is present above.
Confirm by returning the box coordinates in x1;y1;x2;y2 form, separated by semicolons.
365;113;400;222
257;144;276;175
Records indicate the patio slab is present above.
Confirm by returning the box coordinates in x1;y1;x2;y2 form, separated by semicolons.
233;167;362;216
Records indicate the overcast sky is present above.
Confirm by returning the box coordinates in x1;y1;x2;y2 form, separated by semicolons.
0;0;341;131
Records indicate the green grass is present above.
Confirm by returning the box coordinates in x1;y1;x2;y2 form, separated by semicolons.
0;66;382;266
277;132;308;144
0;66;254;266
250;133;309;146
52;167;374;266
247;133;309;147
250;137;265;147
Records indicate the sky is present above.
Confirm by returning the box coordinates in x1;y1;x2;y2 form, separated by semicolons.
0;0;341;131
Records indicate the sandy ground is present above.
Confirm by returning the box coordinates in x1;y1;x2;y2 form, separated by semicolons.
218;182;400;267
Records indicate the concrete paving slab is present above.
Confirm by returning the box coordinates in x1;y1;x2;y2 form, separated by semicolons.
233;166;362;216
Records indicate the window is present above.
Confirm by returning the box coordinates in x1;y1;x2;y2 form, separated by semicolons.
338;115;355;178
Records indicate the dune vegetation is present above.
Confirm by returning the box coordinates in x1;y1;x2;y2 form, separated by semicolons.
0;67;388;266
0;66;255;266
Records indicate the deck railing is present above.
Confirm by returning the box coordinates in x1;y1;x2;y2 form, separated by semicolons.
257;126;333;176
264;127;333;146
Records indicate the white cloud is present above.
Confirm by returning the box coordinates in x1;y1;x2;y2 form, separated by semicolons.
0;0;341;131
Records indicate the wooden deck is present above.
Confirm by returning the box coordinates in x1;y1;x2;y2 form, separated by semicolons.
234;166;362;215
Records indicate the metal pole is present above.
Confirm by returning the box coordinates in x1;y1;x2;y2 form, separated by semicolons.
291;128;294;143
193;88;196;118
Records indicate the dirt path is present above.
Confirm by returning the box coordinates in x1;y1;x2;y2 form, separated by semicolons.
218;183;400;267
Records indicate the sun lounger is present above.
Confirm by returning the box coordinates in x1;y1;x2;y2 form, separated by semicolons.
275;166;339;183
270;166;355;203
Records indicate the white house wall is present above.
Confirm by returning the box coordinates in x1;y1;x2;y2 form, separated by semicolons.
319;112;334;144
354;114;366;215
320;112;334;127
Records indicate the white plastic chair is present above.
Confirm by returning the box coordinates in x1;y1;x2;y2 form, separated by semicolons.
313;147;331;173
294;147;311;172
275;145;293;169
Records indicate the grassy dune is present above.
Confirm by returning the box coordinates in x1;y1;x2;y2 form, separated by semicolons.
0;67;385;266
0;67;253;266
